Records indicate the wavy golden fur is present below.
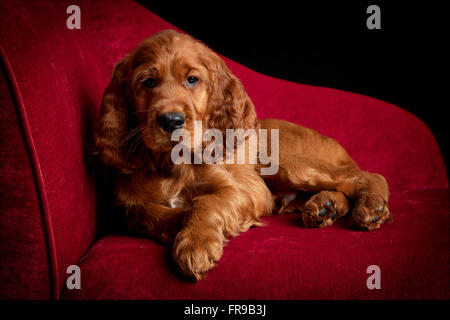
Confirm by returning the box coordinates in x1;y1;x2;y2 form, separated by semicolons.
95;30;391;280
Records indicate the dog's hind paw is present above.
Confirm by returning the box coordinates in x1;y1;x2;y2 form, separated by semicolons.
302;193;338;228
351;193;392;230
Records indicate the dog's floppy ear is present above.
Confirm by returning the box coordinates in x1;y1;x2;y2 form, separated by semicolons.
205;53;257;133
94;56;144;173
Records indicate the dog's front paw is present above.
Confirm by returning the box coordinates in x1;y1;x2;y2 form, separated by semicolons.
352;193;392;230
172;229;223;281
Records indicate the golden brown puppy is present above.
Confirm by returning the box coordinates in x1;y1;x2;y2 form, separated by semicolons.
94;30;392;280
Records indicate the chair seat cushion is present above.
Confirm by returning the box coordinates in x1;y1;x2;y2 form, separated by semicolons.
61;189;449;300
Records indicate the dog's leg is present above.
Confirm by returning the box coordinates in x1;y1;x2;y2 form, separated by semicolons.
264;155;391;230
272;162;390;230
172;168;269;280
172;209;223;280
172;186;242;280
336;169;392;230
274;190;350;227
259;119;391;230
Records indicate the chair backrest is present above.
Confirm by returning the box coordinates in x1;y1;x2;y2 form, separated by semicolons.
0;0;108;298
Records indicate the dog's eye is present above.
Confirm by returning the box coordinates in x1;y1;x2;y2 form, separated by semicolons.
186;76;199;86
142;78;156;88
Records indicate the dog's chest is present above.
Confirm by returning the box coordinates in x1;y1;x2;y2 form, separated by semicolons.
166;191;184;208
157;179;187;209
150;165;198;209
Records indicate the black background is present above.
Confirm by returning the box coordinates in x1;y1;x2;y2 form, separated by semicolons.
138;0;447;175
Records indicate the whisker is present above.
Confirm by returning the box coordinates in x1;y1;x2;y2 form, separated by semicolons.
128;134;145;155
121;127;142;145
125;126;152;156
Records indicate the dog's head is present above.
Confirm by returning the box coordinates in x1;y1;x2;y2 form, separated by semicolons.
94;30;257;172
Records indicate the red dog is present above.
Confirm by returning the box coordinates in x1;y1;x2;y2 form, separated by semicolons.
95;30;391;280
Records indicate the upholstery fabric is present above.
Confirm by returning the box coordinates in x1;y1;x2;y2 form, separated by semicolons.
0;0;448;299
0;0;102;298
0;60;51;299
61;190;449;300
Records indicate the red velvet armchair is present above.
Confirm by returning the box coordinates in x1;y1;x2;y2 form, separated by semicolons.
1;0;448;300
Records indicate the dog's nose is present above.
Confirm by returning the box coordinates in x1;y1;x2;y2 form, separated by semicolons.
158;112;185;133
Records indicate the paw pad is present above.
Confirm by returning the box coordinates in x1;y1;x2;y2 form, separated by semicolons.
318;208;328;217
370;215;382;223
